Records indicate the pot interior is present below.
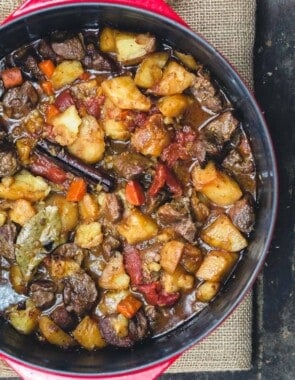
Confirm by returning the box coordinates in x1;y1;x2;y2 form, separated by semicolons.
0;3;277;376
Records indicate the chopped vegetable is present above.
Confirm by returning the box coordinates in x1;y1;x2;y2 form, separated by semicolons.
1;67;23;88
148;163;182;197
29;153;68;184
51;104;82;146
45;104;60;123
41;80;54;96
125;180;145;206
66;178;87;202
73;316;106;350
6;300;40;335
38;60;55;78
117;294;142;319
39;315;75;348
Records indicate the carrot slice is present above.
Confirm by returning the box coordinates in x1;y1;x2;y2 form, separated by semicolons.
41;80;54;96
1;68;23;88
66;178;87;202
125;180;145;206
117;294;142;319
38;60;55;78
45;104;60;123
79;71;91;81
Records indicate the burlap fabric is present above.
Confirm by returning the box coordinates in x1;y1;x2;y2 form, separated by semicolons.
0;0;255;376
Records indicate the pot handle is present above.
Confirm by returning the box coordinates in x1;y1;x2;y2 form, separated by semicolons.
2;354;180;380
2;0;187;26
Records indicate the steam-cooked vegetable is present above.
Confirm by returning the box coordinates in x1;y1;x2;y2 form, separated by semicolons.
51;60;84;89
39;315;75;348
99;253;130;290
196;250;238;281
134;52;169;88
73;316;106;350
6;300;40;335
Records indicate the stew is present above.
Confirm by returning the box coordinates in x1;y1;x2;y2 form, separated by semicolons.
0;27;256;350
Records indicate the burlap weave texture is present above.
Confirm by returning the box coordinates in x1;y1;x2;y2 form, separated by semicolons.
0;0;255;375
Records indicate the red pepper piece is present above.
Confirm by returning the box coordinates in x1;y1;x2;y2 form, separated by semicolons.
161;142;189;167
123;246;143;286
148;163;182;197
158;291;180;307
54;89;75;112
30;154;68;184
137;281;179;307
175;126;197;144
84;96;105;119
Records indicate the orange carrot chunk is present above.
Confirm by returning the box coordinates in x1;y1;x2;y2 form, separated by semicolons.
1;68;23;88
38;60;55;78
117;294;143;319
45;104;60;123
41;80;54;96
66;178;87;202
79;71;91;81
125;180;145;206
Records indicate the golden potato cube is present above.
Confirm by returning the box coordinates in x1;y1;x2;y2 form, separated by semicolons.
102;76;151;111
75;222;103;249
158;94;191;118
99;253;130;290
46;194;78;233
73;316;106;350
99;27;117;52
7;300;40;335
9;199;36;226
160;240;185;274
117;210;158;244
51;60;84;90
151;61;196;95
192;161;242;206
51;105;81;146
0;210;6;226
161;266;194;293
115;32;156;65
196;250;238;281
196;281;220;302
134;52;169;88
9;264;26;294
39;315;75;348
78;193;100;222
175;51;199;70
104;119;130;140
201;214;248;252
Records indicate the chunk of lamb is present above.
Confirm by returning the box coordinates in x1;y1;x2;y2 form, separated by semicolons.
0;223;17;261
63;271;98;316
53;243;84;265
30;280;57;309
190;74;223;112
157;202;196;243
51;36;85;60
23;55;44;81
222;148;254;174
50;305;77;331
113;152;152;180
2;81;38;119
83;43;116;71
0;141;20;177
228;194;255;234
202;111;238;146
101;193;123;223
38;40;57;61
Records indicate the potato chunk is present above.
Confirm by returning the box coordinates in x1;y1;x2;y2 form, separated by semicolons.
160;240;185;274
9;264;26;294
201;214;248;252
75;222;103;249
39;315;75;348
102;98;130;140
51;105;81;146
115;32;156;65
158;94;191;118
0;170;50;202
68;115;105;163
78;193;100;222
117;210;158;244
134;52;169;88
175;51;199;70
151;61;196;95
131;114;170;157
196;250;238;282
161;266;194;293
196;281;220;302
9;199;36;226
51;60;84;90
99;253;130;290
99;27;117;52
46;194;78;233
192;161;242;206
6;300;40;335
101;76;151;111
73;316;106;350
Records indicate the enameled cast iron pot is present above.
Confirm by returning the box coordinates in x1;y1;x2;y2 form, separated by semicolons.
0;1;278;379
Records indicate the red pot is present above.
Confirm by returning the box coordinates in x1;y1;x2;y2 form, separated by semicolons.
0;1;278;379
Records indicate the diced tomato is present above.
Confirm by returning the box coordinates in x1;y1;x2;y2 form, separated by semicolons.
175;126;197;145
30;154;68;184
161;143;189;167
148;163;182;197
137;281;179;307
54;89;75;111
123;246;143;286
79;71;91;81
125;180;145;206
157;291;180;307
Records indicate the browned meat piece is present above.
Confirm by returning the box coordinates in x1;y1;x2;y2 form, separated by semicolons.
183;102;214;128
30;280;57;309
0;142;20;177
190;74;223;112
0;80;4;98
53;243;84;264
83;43;115;71
38;40;57;61
203;111;238;145
173;219;196;243
2;81;38;119
222;149;254;174
63;271;97;316
102;235;121;259
113;152;152;179
129;310;148;341
51;36;85;60
0;223;17;261
101;193;123;223
24;55;44;81
50;305;77;331
228;194;255;234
